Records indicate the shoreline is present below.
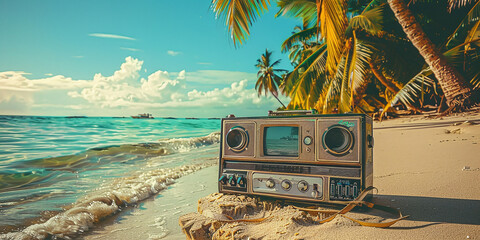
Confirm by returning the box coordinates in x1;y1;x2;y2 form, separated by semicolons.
80;112;480;239
81;165;218;240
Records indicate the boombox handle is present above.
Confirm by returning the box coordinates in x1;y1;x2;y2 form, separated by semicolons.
268;109;317;116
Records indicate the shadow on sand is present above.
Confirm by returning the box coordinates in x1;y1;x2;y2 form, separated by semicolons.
373;194;480;225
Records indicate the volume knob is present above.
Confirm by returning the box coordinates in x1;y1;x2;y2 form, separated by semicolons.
218;175;227;184
265;179;275;188
297;180;308;192
237;176;246;187
228;175;237;186
281;180;292;190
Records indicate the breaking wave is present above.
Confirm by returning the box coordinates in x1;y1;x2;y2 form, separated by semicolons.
0;132;220;193
0;132;220;239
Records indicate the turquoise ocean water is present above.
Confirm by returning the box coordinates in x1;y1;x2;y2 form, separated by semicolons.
0;116;220;238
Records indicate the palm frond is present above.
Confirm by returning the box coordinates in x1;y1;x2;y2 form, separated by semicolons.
471;71;480;89
339;48;352;112
211;0;271;46
448;0;478;11
446;1;480;47
284;44;328;109
465;20;480;45
319;0;348;75
281;26;320;53
331;37;373;113
354;98;377;113
443;38;480;64
347;37;373;108
321;65;342;112
276;0;317;25
346;4;384;36
361;0;386;14
391;68;435;107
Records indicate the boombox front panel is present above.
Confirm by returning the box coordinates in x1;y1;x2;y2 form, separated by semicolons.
219;114;373;204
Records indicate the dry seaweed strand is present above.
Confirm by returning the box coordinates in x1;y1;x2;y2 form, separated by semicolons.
294;186;408;227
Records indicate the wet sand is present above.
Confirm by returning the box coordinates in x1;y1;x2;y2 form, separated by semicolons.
84;112;480;239
81;165;218;240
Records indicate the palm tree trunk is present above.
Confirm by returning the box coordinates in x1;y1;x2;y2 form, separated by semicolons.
273;93;287;108
387;0;477;109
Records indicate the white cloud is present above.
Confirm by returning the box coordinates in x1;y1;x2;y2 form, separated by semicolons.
67;57;144;107
121;47;140;52
167;50;181;56
186;70;257;84
0;71;90;91
185;80;262;106
0;57;287;117
89;33;136;41
140;70;186;100
66;57;282;110
45;73;53;76
67;57;188;107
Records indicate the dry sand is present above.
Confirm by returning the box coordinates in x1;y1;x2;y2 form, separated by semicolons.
84;112;480;240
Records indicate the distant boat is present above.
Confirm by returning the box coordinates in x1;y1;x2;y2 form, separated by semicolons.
131;113;154;119
185;117;199;120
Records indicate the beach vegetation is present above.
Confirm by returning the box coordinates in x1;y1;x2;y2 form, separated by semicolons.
386;0;479;113
211;0;480;116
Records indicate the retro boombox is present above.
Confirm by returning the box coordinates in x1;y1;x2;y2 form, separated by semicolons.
218;110;374;204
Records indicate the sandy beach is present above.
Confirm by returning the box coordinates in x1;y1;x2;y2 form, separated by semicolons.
82;112;480;240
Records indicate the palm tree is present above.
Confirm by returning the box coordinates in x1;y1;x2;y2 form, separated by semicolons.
211;0;377;113
386;0;478;111
279;1;383;113
255;49;288;108
211;0;347;75
211;0;480;114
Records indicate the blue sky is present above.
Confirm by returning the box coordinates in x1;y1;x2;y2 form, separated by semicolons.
0;0;299;117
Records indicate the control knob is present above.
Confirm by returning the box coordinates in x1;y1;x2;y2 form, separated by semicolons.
297;180;308;192
265;178;275;188
281;180;292;190
228;175;237;186
236;176;246;187
218;175;228;185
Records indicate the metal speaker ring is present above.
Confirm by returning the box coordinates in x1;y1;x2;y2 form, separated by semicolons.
322;125;355;156
226;126;249;152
